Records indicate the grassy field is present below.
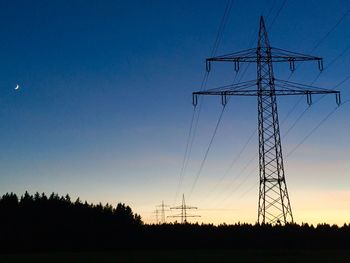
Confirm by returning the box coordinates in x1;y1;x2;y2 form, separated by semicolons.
0;249;349;262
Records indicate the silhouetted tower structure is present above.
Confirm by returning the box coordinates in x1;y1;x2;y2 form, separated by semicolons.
154;209;159;224
157;200;169;224
192;17;341;224
169;194;200;223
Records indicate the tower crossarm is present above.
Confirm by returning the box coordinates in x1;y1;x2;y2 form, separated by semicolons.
183;206;198;209
191;15;342;226
170;206;198;210
167;214;201;218
269;47;322;62
192;79;341;106
157;204;170;207
206;47;323;72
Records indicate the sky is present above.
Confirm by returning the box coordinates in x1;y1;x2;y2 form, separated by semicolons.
0;0;349;225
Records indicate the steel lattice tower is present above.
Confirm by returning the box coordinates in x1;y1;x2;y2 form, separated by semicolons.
156;200;169;224
192;17;341;224
168;194;200;223
154;209;159;224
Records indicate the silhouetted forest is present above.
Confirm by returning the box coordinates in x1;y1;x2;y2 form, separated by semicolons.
0;192;142;252
1;192;350;253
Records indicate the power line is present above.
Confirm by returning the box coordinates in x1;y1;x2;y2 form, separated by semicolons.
288;7;350;80
282;61;350;141
311;42;350;85
221;97;350;209
235;99;350;203
208;99;310;207
234;100;341;202
265;0;277;22
198;5;280;199
285;97;350;159
268;0;288;31
168;194;200;224
173;67;209;205
208;64;345;209
188;105;226;199
310;8;350;53
173;0;234;204
282;107;309;139
200;3;289;204
220;163;258;205
238;181;259;200
194;1;286;204
212;152;258;207
193;16;340;224
280;97;303;126
211;0;235;57
281;43;350;141
200;128;257;203
173;108;196;204
156;201;170;224
202;64;347;214
334;73;350;89
285;106;338;158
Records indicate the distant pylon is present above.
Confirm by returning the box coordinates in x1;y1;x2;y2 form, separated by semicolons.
154;209;159;224
192;16;341;224
156;200;169;224
168;194;200;223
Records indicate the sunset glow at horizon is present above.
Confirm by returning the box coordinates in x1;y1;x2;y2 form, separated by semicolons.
0;0;349;226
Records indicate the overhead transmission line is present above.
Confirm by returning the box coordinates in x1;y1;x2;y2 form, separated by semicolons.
187;105;226;199
201;128;257;202
219;95;340;206
220;95;350;208
219;163;259;206
281;34;350;146
174;109;197;204
199;5;290;204
216;45;350;207
220;105;340;207
236;95;347;201
285;107;338;158
184;0;234;200
285;98;350;158
288;7;350;80
173;0;234;204
213;149;258;204
197;7;289;205
283;44;350;142
281;17;350;147
310;8;350;53
204;10;350;209
267;0;288;31
265;0;277;22
311;43;350;85
192;3;345;210
210;0;235;57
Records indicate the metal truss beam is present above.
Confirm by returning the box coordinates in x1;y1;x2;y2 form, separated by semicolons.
192;16;341;225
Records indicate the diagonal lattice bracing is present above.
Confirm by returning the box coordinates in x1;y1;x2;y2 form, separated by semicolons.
168;194;200;224
192;16;340;224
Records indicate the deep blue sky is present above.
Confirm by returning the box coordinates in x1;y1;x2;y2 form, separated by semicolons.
0;0;349;224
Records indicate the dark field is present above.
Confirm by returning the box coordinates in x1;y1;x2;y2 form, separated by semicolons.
1;193;350;262
1;249;350;263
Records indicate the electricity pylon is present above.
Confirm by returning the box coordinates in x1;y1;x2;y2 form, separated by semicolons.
192;16;341;225
168;194;200;223
156;200;169;224
154;209;159;224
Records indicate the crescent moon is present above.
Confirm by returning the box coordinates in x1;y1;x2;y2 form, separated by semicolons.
15;84;19;90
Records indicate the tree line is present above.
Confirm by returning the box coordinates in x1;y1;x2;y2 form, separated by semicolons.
0;191;142;252
0;192;350;252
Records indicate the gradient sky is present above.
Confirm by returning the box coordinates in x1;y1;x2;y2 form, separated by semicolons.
0;0;349;225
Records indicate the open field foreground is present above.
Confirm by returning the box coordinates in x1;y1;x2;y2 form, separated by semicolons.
1;249;350;263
